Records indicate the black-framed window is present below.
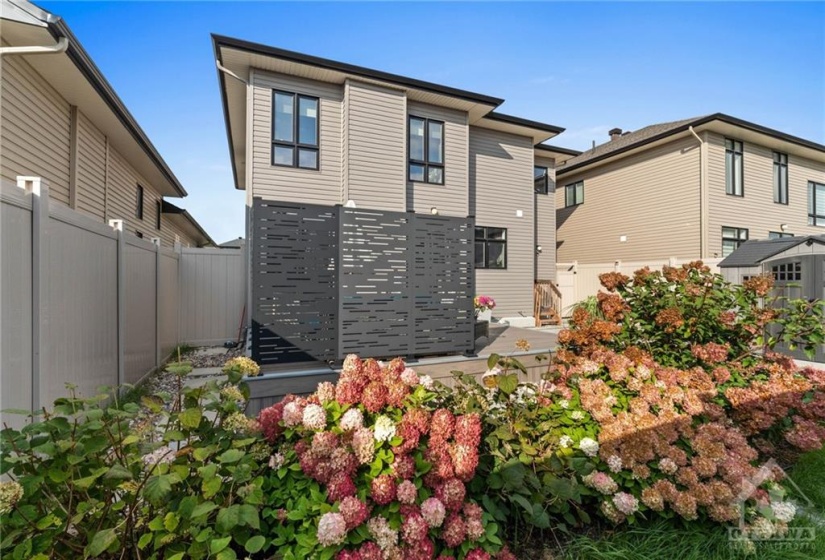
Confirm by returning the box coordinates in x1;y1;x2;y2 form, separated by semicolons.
135;231;144;239
565;181;584;207
725;138;743;196
155;200;162;231
475;226;507;269
408;116;444;184
772;261;802;282
773;152;788;204
721;226;748;257
809;181;825;226
272;90;319;169
768;231;794;239
136;185;144;220
534;166;549;195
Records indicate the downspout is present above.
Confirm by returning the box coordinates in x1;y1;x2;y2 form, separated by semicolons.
216;60;248;85
689;126;708;259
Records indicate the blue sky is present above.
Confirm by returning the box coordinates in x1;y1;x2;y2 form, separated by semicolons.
41;1;825;244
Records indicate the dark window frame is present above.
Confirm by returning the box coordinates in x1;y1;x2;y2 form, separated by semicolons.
564;180;584;207
772;261;802;282
809;181;825;227
725;138;744;197
136;185;144;220
773;151;788;204
534;166;549;195
768;231;794;239
271;90;320;170
475;226;507;270
408;115;445;185
721;226;748;257
155;200;162;231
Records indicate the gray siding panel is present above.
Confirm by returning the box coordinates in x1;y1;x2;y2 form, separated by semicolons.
75;111;107;220
556;136;701;263
470;127;535;318
406;102;469;217
344;81;406;211
0;48;71;205
706;132;825;256
535;155;557;281
251;70;343;205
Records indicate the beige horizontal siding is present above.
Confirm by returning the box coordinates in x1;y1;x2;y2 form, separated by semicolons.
470;127;535;318
535;155;557;281
556;136;701;263
406;102;469;217
106;148;164;240
706;131;825;256
0;47;71;205
251;69;343;205
345;80;406;211
75;111;107;220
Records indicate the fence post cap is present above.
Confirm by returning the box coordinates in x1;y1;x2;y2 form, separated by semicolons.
108;219;124;231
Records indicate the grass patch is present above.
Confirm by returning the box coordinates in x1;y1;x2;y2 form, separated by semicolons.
551;448;825;560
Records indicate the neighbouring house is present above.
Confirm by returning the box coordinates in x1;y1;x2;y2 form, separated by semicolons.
0;0;213;248
555;114;825;264
213;34;576;366
719;235;825;362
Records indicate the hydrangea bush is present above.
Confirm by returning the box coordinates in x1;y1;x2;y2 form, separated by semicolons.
256;356;515;560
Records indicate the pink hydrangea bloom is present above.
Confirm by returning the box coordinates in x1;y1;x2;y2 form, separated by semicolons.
352;427;375;464
367;516;398;550
340;408;364;431
339;496;369;529
371;474;397;505
421;497;446;528
441;513;466;548
302;404;327;430
397;480;417;504
401;512;429;545
282;401;304;427
316;381;336;403
465;549;491;560
358;542;382;560
317;512;348;546
401;368;420;386
612;492;639;515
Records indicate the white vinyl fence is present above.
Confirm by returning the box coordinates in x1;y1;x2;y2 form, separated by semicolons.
556;257;724;316
1;178;245;426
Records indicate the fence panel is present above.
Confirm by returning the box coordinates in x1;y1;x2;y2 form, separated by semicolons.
159;249;180;358
1;186;33;429
179;247;246;347
124;238;158;384
41;204;119;404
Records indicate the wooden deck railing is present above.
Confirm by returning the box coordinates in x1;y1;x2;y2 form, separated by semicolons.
534;280;562;327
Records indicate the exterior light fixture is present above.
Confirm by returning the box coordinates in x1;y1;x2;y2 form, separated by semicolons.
536;245;543;254
430;207;439;215
780;223;789;231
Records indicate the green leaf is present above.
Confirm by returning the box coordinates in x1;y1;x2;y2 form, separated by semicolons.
238;504;260;529
216;549;237;560
216;505;240;533
487;353;501;369
218;449;244;464
202;475;221;498
500;461;526;489
86;528;118;558
511;493;534;514
179;407;203;429
210;536;232;554
144;474;173;506
191;501;218;519
104;464;134;480
245;535;266;554
164;512;180;532
498;374;518;395
137;533;152;550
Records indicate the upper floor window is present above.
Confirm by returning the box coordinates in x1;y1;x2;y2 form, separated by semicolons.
809;181;825;226
773;152;788;204
725;138;743;196
408;116;444;184
156;200;162;231
721;226;748;257
272;91;319;169
768;231;794;239
475;226;507;269
534;166;550;195
565;181;584;207
136;185;144;220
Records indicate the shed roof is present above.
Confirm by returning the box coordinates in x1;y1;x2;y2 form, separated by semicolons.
718;236;825;268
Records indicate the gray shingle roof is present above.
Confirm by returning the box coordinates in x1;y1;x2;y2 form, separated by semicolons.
559;116;708;172
718;236;825;268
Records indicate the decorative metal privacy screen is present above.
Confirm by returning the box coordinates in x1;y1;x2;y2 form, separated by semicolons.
252;198;475;365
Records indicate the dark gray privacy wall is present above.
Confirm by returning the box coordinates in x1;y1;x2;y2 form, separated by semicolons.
251;198;474;365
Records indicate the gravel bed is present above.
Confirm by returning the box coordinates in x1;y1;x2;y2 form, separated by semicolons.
185;347;243;368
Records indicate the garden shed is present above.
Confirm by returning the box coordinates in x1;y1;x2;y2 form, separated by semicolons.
719;235;825;362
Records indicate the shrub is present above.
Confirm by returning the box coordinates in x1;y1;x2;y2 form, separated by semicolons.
256;356;511;560
0;364;267;560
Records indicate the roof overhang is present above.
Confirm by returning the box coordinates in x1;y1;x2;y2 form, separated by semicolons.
213;34;506;190
474;112;564;144
0;2;186;197
534;143;581;164
161;201;215;247
558;113;825;178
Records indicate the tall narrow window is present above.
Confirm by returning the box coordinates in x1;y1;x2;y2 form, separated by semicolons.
475;227;507;269
408;116;444;184
534;166;549;195
272;90;319;169
773;152;788;204
136;185;144;220
156;200;162;230
809;181;825;226
725;139;743;196
564;181;584;207
721;226;748;257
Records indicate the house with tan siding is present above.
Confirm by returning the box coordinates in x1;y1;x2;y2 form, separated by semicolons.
1;0;214;248
555;114;825;265
213;35;575;365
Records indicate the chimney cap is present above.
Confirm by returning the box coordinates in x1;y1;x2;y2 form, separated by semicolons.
609;127;623;135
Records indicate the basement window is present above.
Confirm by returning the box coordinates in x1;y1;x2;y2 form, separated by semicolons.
272;91;319;170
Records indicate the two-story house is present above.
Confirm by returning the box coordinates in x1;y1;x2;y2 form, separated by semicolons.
213;35;573;365
1;0;213;248
555;113;825;265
